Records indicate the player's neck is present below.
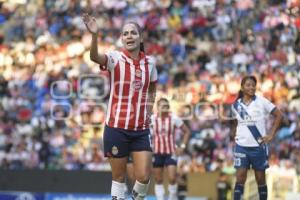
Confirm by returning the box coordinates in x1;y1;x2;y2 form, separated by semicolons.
242;95;253;104
127;49;140;60
159;112;169;118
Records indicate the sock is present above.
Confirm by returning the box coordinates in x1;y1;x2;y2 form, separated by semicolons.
124;184;129;195
258;185;267;200
233;184;244;200
168;184;178;200
154;184;165;200
111;181;126;200
132;180;150;200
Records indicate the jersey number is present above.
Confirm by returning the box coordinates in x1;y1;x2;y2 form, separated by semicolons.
234;158;241;166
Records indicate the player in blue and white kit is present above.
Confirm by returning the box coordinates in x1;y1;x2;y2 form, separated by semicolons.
230;76;283;200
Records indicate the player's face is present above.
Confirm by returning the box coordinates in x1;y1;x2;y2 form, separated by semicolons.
121;24;141;52
158;100;170;113
242;79;256;97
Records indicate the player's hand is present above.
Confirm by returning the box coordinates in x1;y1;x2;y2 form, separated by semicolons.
176;147;184;156
261;135;274;144
82;13;98;34
146;112;152;124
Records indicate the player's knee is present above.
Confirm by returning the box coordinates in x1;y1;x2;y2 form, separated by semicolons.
135;175;150;184
236;174;247;184
255;176;266;185
154;174;163;183
168;173;177;185
155;178;163;184
112;174;126;182
168;178;176;185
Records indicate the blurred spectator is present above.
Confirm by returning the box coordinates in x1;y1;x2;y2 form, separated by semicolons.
216;172;231;200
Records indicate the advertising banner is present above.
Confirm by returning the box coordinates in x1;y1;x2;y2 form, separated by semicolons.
0;191;207;200
0;191;44;200
45;193;111;200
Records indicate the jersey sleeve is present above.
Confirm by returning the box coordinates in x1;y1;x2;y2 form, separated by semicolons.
173;114;184;128
261;96;276;114
230;104;237;119
150;66;158;83
99;51;119;71
149;115;155;135
148;56;158;83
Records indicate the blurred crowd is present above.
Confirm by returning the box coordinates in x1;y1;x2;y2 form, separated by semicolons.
0;0;300;178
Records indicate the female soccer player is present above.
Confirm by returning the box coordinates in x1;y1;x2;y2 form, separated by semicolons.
82;13;157;200
230;76;283;200
151;98;190;200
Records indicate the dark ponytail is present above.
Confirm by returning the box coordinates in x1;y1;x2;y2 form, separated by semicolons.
140;42;145;52
237;90;244;99
237;90;244;100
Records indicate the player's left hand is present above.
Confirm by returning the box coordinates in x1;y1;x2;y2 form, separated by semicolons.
261;135;274;144
176;147;184;155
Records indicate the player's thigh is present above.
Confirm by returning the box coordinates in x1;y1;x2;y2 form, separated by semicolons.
254;170;266;185
166;165;177;184
165;154;177;183
235;168;248;184
153;167;164;183
109;157;128;182
126;159;135;184
132;151;152;183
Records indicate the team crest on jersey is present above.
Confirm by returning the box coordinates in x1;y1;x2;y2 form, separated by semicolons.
132;80;142;91
112;146;118;155
135;69;142;78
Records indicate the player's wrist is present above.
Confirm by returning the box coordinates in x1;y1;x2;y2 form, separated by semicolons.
92;32;99;36
180;143;186;149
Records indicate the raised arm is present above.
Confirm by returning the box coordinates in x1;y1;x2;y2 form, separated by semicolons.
82;13;106;65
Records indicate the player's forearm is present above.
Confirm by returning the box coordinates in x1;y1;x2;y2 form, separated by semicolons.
147;83;156;113
90;34;106;66
231;120;237;139
270;109;283;138
231;129;236;139
181;125;190;147
90;34;99;62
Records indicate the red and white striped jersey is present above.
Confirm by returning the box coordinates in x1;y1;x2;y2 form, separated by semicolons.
100;50;157;130
151;113;184;154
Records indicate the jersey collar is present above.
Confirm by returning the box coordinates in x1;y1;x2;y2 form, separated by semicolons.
239;95;256;106
122;49;145;64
